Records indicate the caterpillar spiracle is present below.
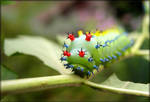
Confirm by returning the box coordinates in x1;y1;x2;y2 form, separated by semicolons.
60;27;134;78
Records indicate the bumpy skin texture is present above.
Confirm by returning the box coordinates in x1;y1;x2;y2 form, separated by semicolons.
61;28;134;77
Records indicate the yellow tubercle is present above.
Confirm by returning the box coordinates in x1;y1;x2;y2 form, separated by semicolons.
94;30;100;36
86;32;89;34
78;30;83;36
94;30;103;36
91;32;94;36
102;28;120;35
77;27;123;37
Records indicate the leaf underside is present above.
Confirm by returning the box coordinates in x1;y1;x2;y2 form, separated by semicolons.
4;36;72;74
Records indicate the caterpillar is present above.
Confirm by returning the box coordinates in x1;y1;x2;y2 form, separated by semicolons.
60;27;134;78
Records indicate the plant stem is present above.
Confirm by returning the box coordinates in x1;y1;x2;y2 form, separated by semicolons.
135;50;149;56
2;74;149;97
131;14;149;54
131;34;146;54
84;81;149;97
1;74;83;95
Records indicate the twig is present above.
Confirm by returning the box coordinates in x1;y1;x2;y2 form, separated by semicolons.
1;74;149;97
135;50;149;56
1;74;83;95
84;81;149;97
131;34;146;54
131;14;149;54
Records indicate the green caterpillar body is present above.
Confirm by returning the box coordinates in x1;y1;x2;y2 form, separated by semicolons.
61;28;134;77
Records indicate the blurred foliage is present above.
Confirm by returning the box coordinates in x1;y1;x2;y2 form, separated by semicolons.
143;1;150;14
1;0;16;5
109;1;144;32
1;65;18;80
3;54;59;78
112;56;149;83
140;38;149;49
1;1;149;102
1;86;149;102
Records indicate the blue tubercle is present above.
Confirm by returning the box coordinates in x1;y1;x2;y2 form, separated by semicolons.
100;58;105;62
66;64;74;69
112;55;117;59
88;57;93;62
121;40;134;51
93;65;98;70
92;72;94;76
122;48;126;51
104;58;109;62
105;40;110;44
69;65;74;68
81;68;84;72
110;40;114;43
102;43;107;47
60;57;67;61
64;64;69;66
117;52;122;56
64;43;69;48
108;56;112;59
87;71;91;76
95;44;100;49
128;40;134;47
77;67;80;70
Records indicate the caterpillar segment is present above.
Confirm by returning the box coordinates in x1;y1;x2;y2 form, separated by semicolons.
60;28;134;78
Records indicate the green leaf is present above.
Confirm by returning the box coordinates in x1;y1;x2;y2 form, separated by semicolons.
101;74;149;96
1;65;18;80
4;36;71;74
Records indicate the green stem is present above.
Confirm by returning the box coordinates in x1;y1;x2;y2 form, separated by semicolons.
84;81;149;97
131;34;146;54
135;50;149;56
1;74;83;95
131;14;149;54
2;74;149;97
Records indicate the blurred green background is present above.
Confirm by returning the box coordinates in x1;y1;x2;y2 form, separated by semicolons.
1;1;149;102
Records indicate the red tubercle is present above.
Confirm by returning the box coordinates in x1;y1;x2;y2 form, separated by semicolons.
85;32;92;41
63;50;68;56
79;49;85;57
63;50;71;57
67;52;71;57
68;33;75;41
